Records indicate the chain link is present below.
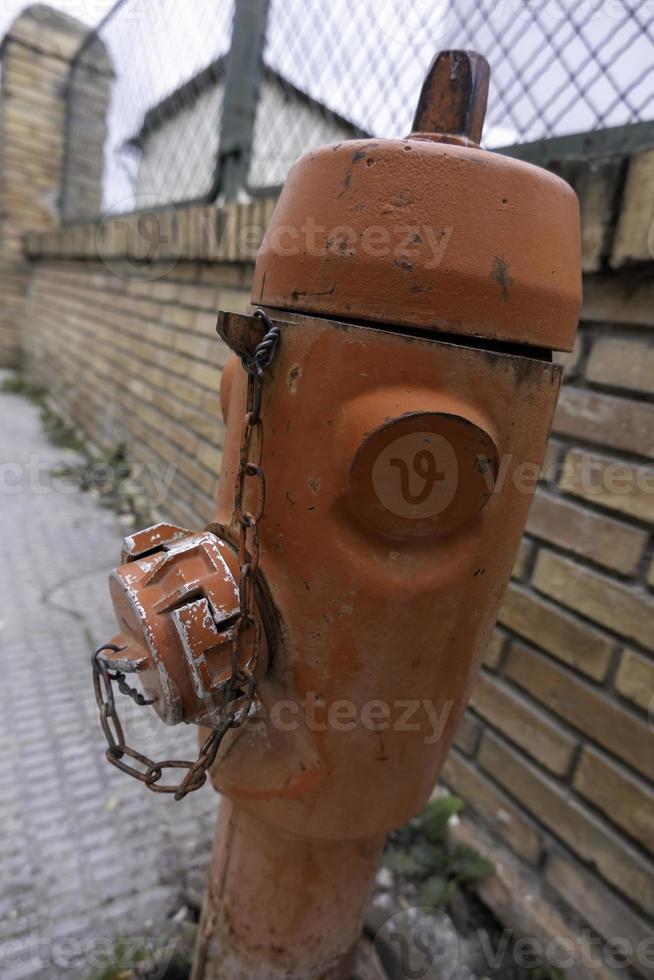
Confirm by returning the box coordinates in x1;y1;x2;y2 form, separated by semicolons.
92;310;280;801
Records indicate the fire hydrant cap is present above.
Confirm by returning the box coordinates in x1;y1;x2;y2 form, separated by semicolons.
252;136;581;352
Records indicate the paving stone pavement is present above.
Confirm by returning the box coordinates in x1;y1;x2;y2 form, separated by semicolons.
0;377;218;979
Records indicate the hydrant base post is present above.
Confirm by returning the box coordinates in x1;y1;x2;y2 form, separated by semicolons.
199;798;384;980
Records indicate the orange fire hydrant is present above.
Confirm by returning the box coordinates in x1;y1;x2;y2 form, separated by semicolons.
93;51;581;980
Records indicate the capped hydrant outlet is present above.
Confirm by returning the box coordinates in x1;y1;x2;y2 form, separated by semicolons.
106;523;268;726
92;49;581;980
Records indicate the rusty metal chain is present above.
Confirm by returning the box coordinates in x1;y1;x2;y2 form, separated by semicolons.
92;309;280;801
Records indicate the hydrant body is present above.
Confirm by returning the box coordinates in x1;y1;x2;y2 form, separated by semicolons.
212;311;564;837
95;52;581;980
201;311;566;978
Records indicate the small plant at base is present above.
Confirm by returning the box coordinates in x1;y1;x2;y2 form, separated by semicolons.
1;374;47;402
528;966;565;980
1;372;85;450
4;373;156;530
40;405;86;451
85;930;195;980
382;794;495;910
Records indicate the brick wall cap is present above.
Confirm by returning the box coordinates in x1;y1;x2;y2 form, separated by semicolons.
1;4;87;60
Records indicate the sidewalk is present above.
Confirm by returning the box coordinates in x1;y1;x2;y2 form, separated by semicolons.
0;376;217;979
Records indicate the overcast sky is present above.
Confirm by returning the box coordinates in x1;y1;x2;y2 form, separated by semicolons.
4;0;649;142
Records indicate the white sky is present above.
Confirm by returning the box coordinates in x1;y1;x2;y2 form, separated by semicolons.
3;0;650;143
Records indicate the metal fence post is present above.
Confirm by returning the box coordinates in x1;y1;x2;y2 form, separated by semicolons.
216;0;271;200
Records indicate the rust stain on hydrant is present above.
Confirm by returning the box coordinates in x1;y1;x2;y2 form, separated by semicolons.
93;50;581;980
490;255;514;302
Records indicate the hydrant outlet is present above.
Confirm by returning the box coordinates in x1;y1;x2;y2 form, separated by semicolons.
103;523;269;726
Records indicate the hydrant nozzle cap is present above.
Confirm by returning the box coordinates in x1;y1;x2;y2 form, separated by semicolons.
410;50;490;147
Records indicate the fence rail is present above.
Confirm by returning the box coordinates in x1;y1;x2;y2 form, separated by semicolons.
60;0;654;223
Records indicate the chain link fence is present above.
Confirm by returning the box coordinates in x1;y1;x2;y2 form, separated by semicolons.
60;0;654;223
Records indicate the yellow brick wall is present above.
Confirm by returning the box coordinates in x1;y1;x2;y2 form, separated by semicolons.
0;8;90;366
24;258;253;531
443;285;654;967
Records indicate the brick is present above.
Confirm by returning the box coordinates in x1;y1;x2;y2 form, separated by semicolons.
553;387;654;460
574;746;654;854
504;642;654;782
582;277;654;327
186;358;222;392
615;648;654;713
560;448;654;524
194;427;224;463
479;732;654;916
177;284;220;310
533;550;654;651
8;11;86;60
169;263;204;282
545;853;654;979
612;147;654;267
470;670;576;775
175;456;217;498
553;334;583;380
454;712;481;756
442;749;541;863
161;306;195;330
499;582;613;680
527;489;646;574
129;279;178;304
200;262;251;287
576;157;625;273
218;288;251;315
193;309;220;334
587;336;654;396
484;628;506;670
511;537;532;580
540;438;564;487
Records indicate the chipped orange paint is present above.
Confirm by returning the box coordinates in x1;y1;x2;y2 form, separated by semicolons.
252;138;581;352
202;801;384;980
106;525;267;726
210;316;562;835
252;50;580;355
